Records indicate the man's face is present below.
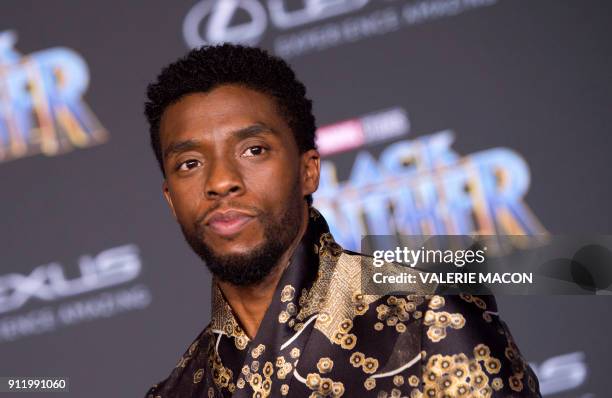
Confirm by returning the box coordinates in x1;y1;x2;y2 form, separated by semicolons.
159;84;319;285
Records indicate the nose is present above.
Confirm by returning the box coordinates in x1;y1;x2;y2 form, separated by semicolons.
204;158;244;199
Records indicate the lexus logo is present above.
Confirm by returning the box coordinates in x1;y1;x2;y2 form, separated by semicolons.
183;0;370;47
0;245;141;314
183;0;268;47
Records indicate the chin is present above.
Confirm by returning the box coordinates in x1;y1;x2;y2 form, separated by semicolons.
206;235;265;255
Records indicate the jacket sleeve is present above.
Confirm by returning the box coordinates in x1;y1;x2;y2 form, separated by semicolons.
418;294;541;397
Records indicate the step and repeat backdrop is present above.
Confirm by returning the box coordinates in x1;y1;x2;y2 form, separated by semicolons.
1;1;611;397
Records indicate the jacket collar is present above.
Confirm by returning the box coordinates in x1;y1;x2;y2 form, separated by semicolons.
209;206;343;345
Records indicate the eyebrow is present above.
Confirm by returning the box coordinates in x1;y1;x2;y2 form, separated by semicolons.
163;123;279;161
234;123;279;141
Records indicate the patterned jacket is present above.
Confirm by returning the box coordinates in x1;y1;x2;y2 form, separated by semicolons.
145;207;541;397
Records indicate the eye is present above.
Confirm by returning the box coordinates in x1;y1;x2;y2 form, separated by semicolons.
177;159;201;171
242;145;267;157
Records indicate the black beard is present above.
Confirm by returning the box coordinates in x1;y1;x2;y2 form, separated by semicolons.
180;189;304;286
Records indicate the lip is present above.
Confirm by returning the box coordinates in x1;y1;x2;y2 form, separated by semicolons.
205;209;256;237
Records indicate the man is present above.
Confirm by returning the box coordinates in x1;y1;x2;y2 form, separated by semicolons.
143;44;540;398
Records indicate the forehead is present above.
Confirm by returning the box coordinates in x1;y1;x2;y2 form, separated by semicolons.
159;84;293;147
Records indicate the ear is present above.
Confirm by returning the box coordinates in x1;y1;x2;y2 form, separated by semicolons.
301;149;320;197
162;180;177;220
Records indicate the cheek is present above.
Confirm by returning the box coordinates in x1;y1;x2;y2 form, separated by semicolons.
169;185;202;224
243;159;299;203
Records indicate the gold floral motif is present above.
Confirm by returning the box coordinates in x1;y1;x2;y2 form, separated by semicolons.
408;375;420;387
176;356;189;369
362;357;379;374
319;232;343;259
393;375;404;386
349;352;365;367
188;341;198;355
426;326;447;342
376;304;389;320
485;358;502;374
424;310;465;342
318;312;331;325
474;344;491;360
320;377;333;394
450;313;465;328
509;375;523;392
208;341;234;391
278;311;290;323
306;373;321;389
472;371;488;389
235;334;248;350
331;382;345;396
528;375;536;392
251;360;259;373
452;363;468;379
317;357;334;374
338;319;353;333
283;363;292;376
459;293;473;303
281;285;295;302
250;373;262;389
309;206;321;220
303;372;344;397
472;296;487;309
455;383;470;396
505;346;517;361
339;333;357;349
389;388;402;397
428;295;445;309
410;389;423;398
422;350;508;397
262;378;272;393
436;312;451;327
480;385;493;397
263;362;274;377
252;344;265;359
193;368;204;384
386;316;399;326
357;303;370;315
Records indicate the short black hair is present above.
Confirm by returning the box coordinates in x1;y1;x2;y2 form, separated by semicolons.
144;44;317;205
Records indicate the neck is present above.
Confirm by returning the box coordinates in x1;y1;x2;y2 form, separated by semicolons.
216;204;309;340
